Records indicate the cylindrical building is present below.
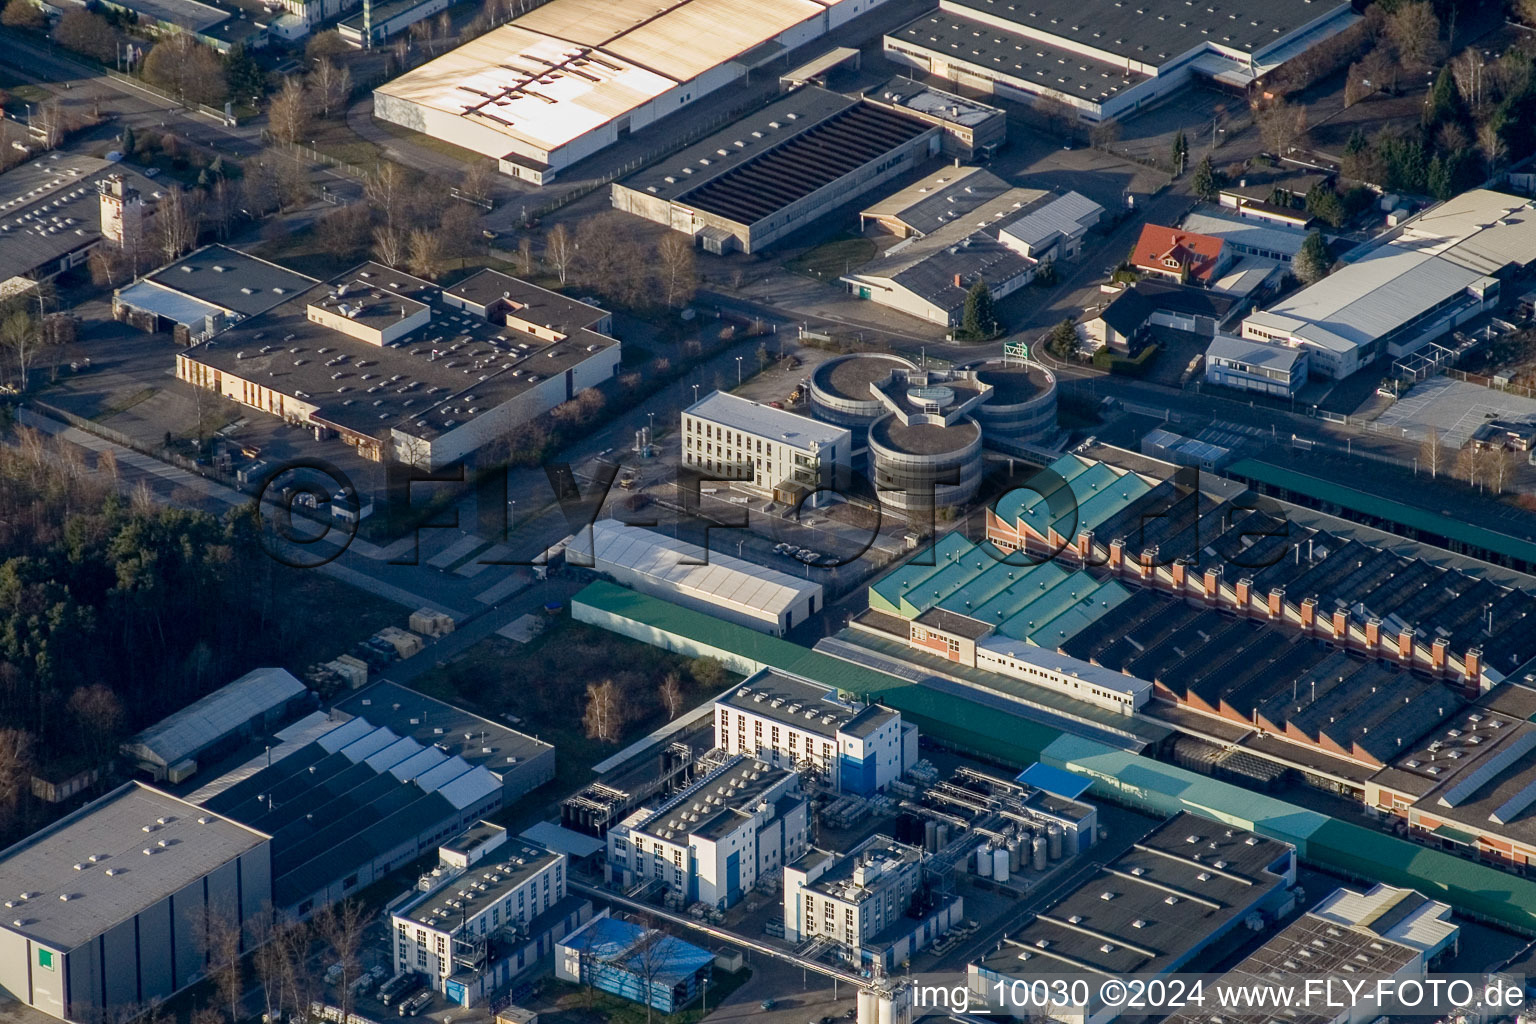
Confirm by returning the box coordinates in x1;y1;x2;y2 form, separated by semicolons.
809;353;917;427
869;414;983;513
971;361;1058;442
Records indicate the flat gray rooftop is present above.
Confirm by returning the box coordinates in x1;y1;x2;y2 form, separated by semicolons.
0;156;157;281
145;245;317;318
445;268;610;336
396;836;559;927
685;390;848;449
812;354;914;403
0;784;266;951
943;0;1350;63
183;262;616;441
870;414;980;455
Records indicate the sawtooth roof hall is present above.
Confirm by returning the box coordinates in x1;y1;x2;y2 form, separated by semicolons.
373;0;901;183
884;0;1357;122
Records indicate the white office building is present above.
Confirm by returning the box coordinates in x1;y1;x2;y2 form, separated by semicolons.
391;824;581;1007
605;754;808;910
716;669;915;795
784;834;958;969
1203;334;1309;397
682;391;852;505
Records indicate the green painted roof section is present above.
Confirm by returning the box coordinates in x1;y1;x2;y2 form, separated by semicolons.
938;551;1060;619
868;532;973;613
995;572;1112;643
994;452;1093;523
969;561;1073;625
1030;579;1134;648
1076;473;1153;532
1226;458;1536;567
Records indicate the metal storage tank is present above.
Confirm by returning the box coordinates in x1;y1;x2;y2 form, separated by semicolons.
993;846;1010;882
1008;838;1022;872
858;988;880;1024
925;820;938;853
1032;836;1048;871
1048;823;1063;860
936;824;949;850
976;844;993;877
877;990;895;1024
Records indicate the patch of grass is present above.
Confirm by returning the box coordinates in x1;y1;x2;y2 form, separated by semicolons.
786;235;876;281
311;119;384;170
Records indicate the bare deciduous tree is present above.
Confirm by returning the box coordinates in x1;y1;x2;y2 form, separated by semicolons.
373;225;407;268
314;900;373;1023
309;58;352;120
155;185;201;262
67;685;125;765
583;679;625;742
657;234;697;309
1387;1;1440;69
365;161;409;228
659;672;684;720
1420;427;1444;478
1255;98;1308;154
201;898;244;1024
515;235;536;277
408;227;447;280
267;77;313;145
546;223;574;285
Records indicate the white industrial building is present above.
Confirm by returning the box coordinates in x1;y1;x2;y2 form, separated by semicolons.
973;642;1151;713
373;0;898;183
605;754;808;910
681;391;852;505
716;669;916;794
784;834;958;970
1243;190;1536;379
391;823;589;1007
0;784;271;1023
121;667;312;783
884;0;1357;123
569;519;824;636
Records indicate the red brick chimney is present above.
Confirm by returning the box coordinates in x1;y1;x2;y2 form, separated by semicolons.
1300;597;1316;630
1203;565;1221;602
1171;559;1187;588
1432;637;1448;672
954;274;963;288
1331;608;1348;640
1235;577;1252;610
1108;539;1124;570
1398;626;1414;660
1078;530;1093;559
1365;617;1381;646
1268;587;1284;618
1466;647;1483;687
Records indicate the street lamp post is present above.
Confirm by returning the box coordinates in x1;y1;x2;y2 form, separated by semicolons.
692;383;701;403
736;356;744;385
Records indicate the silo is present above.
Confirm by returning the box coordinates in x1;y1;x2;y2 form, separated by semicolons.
1032;836;1048;871
976;845;993;878
878;991;895;1024
924;820;938;853
1047;823;1064;860
936;824;949;849
1008;838;1022;872
858;988;880;1024
993;846;1010;883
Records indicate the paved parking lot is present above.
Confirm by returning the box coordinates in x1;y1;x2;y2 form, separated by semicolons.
1373;375;1536;446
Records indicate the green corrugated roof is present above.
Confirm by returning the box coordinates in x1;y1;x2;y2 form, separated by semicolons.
1030;579;1133;648
1075;474;1153;532
993;453;1094;524
868;533;973;615
1226;458;1536;567
995;572;1110;643
970;561;1072;623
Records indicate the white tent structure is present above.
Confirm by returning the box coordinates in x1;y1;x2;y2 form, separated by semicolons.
571;519;823;635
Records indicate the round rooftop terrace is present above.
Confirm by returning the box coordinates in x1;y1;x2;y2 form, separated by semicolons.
869;414;981;456
972;362;1056;405
812;353;916;403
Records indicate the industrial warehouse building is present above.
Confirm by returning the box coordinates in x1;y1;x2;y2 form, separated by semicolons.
611;87;938;253
970;813;1296;1023
1164;884;1458;1024
1243;189;1536;378
374;0;898;183
569;519;824;636
844;167;1102;326
121;666;313;783
113;244;317;344
884;0;1357;123
0;157;158;291
196;683;553;915
0;784;271;1023
176;263;619;469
